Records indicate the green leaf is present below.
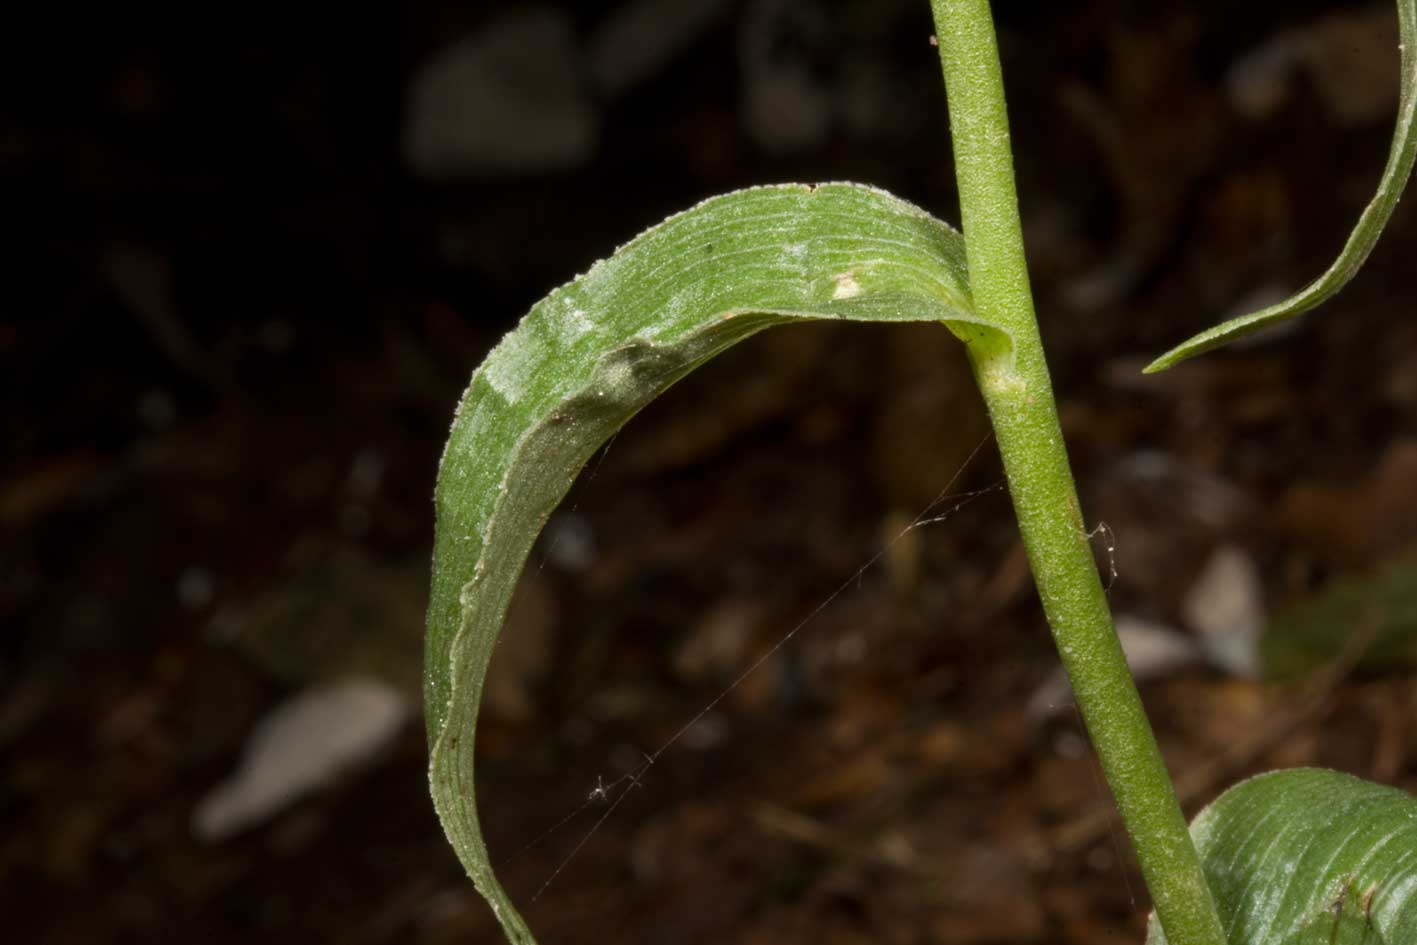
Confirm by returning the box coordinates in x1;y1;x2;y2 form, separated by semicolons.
1146;769;1417;945
1260;554;1417;678
424;182;1000;943
1144;0;1417;373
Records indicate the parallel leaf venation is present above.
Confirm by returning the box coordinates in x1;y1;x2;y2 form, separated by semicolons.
424;182;1003;944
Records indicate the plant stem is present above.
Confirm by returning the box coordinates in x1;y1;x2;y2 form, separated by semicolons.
928;3;1226;944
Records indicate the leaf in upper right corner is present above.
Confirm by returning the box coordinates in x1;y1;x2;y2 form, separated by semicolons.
1144;0;1417;373
1145;768;1417;945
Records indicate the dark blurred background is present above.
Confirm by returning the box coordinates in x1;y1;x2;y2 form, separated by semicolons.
5;1;1416;942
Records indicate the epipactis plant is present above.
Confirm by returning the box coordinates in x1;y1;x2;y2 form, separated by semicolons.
423;1;1417;943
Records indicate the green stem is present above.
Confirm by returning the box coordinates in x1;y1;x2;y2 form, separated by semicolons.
928;3;1226;944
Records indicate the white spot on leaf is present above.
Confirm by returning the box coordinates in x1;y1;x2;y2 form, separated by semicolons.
833;271;862;299
483;326;542;403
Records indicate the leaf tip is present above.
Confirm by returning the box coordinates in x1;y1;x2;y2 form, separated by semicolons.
1141;354;1173;374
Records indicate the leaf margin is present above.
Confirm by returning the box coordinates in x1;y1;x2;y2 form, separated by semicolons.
1144;0;1417;374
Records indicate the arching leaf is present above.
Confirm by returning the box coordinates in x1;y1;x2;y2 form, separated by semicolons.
424;182;1002;943
1145;0;1417;373
1146;768;1417;944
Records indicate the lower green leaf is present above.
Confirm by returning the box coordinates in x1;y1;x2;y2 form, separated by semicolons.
424;182;1000;943
1146;768;1417;945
